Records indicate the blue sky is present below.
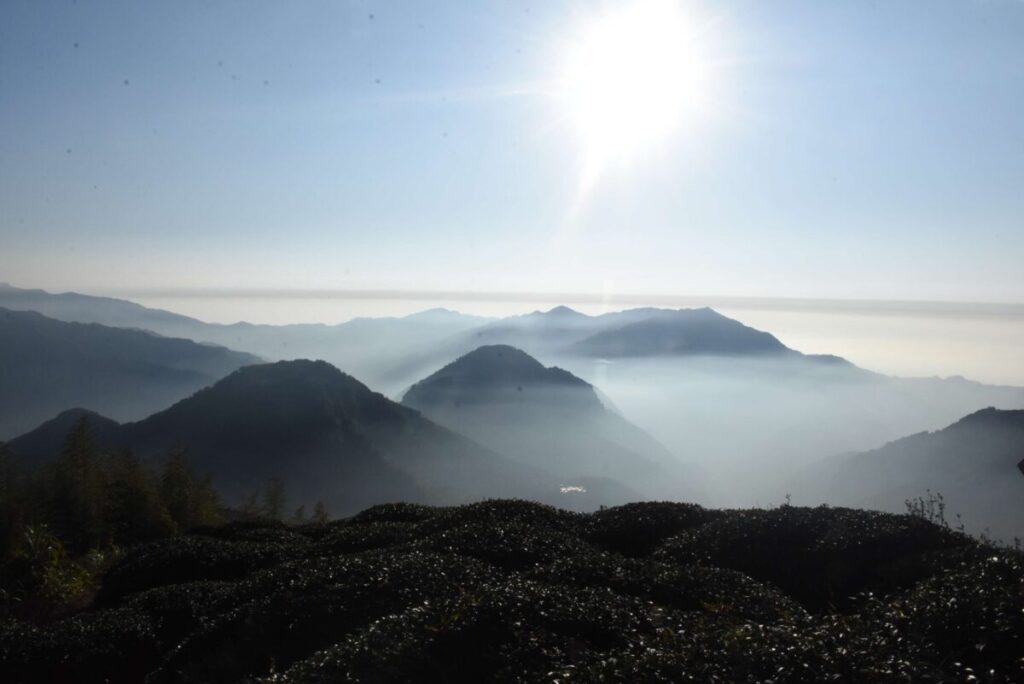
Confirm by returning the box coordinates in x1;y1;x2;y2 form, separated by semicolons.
2;0;1023;303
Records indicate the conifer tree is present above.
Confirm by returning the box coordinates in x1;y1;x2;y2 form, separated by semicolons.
160;449;222;530
106;450;176;544
263;477;286;521
311;500;329;524
50;417;106;552
0;442;27;561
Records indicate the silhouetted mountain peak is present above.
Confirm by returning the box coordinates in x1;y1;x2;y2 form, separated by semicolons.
407;346;602;419
405;345;591;400
218;358;358;389
8;407;122;460
543;305;586;318
134;359;412;444
948;406;1024;432
454;344;545;371
44;407;119;427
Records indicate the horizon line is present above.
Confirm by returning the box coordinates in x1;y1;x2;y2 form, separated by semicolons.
72;286;1024;320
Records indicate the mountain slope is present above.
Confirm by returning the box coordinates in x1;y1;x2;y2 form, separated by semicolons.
0;308;261;439
802;407;1024;540
402;345;690;505
9;360;547;515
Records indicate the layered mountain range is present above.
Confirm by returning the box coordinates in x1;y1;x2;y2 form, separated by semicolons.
0;307;260;438
3;282;1023;535
9;360;549;515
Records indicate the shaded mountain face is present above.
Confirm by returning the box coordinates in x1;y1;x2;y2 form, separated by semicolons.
0;308;261;439
9;360;546;516
798;407;1024;541
402;346;691;506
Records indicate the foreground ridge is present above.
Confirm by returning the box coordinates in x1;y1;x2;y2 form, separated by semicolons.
1;500;1022;683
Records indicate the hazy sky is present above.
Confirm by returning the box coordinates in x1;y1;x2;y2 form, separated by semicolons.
2;0;1023;303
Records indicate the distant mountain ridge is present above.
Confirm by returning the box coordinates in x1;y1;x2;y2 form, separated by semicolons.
565;307;790;358
0;282;201;331
0;307;261;439
0;284;860;385
0;283;491;395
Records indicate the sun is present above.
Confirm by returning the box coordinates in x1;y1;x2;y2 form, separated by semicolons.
559;0;711;188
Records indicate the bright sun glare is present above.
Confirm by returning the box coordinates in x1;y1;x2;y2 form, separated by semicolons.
561;0;710;188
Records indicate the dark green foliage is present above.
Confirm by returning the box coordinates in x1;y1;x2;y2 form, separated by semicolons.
656;505;968;612
49;417;107;553
311;500;329;524
149;550;506;682
585;501;721;556
105;451;176;545
96;535;297;606
313;520;415;554
523;552;807;623
159;450;222;531
349;501;439;525
0;604;163;684
269;577;651;684
0;421;225;620
1;500;1021;683
413;498;585;536
262;477;286;521
0;443;27;560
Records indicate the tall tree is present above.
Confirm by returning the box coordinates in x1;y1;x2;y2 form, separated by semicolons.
160;449;221;531
106;450;176;544
263;477;286;521
311;501;329;524
0;442;28;561
49;417;106;552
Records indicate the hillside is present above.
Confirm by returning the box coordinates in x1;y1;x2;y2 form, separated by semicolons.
9;360;547;515
1;500;1020;682
801;407;1024;540
403;345;690;504
0;308;261;439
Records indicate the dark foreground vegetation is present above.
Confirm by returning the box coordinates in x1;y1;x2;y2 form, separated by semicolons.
0;417;322;625
1;498;1021;683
